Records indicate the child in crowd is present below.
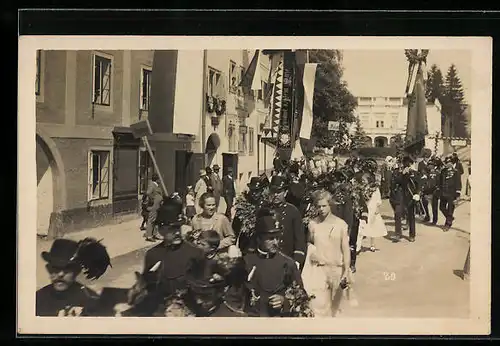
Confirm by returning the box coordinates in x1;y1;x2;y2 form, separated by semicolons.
198;230;222;260
185;186;197;222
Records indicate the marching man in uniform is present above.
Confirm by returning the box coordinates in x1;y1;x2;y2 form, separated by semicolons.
439;156;462;231
244;208;305;317
36;238;111;316
267;175;307;272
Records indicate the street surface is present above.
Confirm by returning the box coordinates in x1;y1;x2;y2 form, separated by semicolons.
36;199;470;318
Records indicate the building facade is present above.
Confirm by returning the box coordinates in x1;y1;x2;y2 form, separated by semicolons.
36;49;276;238
354;96;442;148
36;50;158;238
147;50;276;198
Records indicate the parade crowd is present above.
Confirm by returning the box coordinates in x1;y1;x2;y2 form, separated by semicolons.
36;148;468;318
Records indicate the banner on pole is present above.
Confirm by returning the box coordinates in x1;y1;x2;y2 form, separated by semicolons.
299;63;318;140
277;51;295;149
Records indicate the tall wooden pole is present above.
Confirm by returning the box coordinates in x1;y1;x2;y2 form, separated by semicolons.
142;136;168;196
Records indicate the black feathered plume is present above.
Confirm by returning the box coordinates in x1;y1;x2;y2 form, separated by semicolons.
72;237;112;280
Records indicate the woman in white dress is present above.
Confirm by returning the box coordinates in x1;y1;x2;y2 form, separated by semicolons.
358;173;388;252
301;190;353;317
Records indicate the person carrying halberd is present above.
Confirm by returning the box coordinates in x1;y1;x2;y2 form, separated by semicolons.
244;208;311;317
36;238;111;316
267;175;307;272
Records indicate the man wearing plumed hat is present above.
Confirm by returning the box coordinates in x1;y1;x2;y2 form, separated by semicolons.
36;238;111;316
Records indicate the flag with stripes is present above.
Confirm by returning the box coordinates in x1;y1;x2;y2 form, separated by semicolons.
238;50;262;91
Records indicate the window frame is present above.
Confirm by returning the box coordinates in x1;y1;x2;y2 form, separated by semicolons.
91;51;114;110
140;65;153;113
35;50;45;103
229;60;238;93
87;149;111;202
238;125;248;155
248;127;255;155
208;66;223;98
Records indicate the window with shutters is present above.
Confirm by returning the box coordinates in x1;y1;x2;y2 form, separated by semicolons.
391;114;399;129
208;67;224;98
88;150;110;201
140;67;152;112
92;52;112;106
227;123;237;152
138;149;156;194
238;127;247;154
229;60;238;93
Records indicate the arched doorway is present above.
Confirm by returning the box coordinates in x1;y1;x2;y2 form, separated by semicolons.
35;130;66;238
36;136;55;236
205;132;221;166
363;136;373;147
374;136;388;148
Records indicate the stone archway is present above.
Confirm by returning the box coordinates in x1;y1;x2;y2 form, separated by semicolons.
362;136;373;147
36;128;67;237
374;136;388;148
205;132;221;166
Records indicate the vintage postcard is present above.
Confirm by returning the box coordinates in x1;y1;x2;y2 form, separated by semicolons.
17;36;491;335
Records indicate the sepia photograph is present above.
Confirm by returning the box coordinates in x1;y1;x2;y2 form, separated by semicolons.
18;36;491;335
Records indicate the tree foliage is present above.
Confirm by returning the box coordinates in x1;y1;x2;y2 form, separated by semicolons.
443;64;468;138
350;116;367;150
308;50;358;148
425;64;445;103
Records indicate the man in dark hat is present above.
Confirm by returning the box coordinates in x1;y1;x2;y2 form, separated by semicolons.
267;175;307;272
211;164;223;209
145;172;164;242
439;156;462;231
244;209;305;317
417;149;433;221
36;238;109;316
184;257;249;317
142;197;205;301
389;154;421;243
222;167;236;220
285;160;307;214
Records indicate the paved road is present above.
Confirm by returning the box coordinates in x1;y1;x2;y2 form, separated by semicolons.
36;199;470;318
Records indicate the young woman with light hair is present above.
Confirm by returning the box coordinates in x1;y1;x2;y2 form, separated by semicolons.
301;189;354;317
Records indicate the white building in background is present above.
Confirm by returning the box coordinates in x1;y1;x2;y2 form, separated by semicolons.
354;96;442;148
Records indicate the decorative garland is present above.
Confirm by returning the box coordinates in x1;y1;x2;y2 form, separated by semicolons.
233;189;270;238
284;280;315;317
163;289;196;317
404;49;429;64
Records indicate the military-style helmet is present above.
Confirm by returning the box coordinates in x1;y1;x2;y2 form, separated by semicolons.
254;208;282;236
269;175;289;192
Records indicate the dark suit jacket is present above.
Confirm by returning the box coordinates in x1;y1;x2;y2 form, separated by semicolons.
146;181;164;211
222;175;236;199
211;173;223;198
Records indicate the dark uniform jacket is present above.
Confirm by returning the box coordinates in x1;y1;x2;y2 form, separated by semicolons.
143;241;204;298
272;202;307;269
338;190;369;230
440;167;462;198
36;283;100;316
285;178;307;215
389;168;421;205
244;251;304;317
